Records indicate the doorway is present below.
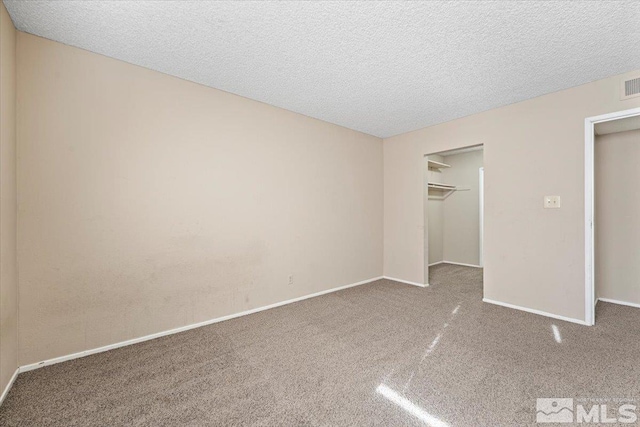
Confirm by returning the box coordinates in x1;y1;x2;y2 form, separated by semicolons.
585;107;640;325
423;145;484;286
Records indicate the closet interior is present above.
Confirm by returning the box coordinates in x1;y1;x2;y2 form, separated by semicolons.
594;116;640;309
425;146;484;283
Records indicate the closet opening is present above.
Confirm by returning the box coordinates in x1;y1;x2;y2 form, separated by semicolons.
586;110;640;325
423;145;484;288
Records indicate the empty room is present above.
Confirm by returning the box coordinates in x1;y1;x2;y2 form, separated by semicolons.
1;1;639;426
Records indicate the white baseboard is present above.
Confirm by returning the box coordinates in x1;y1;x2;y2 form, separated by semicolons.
441;261;482;268
19;276;383;373
428;261;444;267
482;298;589;326
0;367;19;407
383;276;428;288
597;298;640;310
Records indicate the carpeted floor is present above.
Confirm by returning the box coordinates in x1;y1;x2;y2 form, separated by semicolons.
1;264;639;426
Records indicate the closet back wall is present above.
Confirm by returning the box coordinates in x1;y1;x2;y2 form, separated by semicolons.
442;150;483;266
426;150;483;268
17;33;383;365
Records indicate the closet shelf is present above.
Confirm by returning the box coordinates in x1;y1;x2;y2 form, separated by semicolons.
428;182;470;200
427;160;451;170
428;182;456;191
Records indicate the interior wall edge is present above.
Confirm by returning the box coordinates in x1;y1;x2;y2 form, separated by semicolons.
0;0;19;405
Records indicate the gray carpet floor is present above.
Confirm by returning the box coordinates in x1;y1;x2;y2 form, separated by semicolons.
1;264;639;426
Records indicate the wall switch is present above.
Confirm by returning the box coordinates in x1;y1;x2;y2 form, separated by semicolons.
544;196;561;209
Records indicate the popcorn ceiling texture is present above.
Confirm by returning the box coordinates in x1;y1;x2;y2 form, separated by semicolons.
3;0;640;137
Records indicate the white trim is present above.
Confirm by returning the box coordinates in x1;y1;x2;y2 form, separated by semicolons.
383;276;428;288
597;298;640;310
479;167;484;268
584;107;640;327
423;155;430;287
0;368;19;406
585;107;640;125
482;298;590;326
428;261;444;267
585;116;595;326
19;276;383;373
441;261;482;268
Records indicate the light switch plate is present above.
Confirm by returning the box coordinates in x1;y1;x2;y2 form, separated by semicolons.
544;196;561;209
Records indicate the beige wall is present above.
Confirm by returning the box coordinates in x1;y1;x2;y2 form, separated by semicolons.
5;21;640;371
384;69;640;322
17;33;383;365
427;200;444;265
0;3;18;395
442;150;483;266
595;129;640;305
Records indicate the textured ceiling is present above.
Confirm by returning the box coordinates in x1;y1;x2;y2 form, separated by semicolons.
4;1;640;137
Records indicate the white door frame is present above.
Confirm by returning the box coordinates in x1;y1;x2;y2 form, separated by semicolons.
479;167;484;268
423;155;430;286
584;107;640;326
